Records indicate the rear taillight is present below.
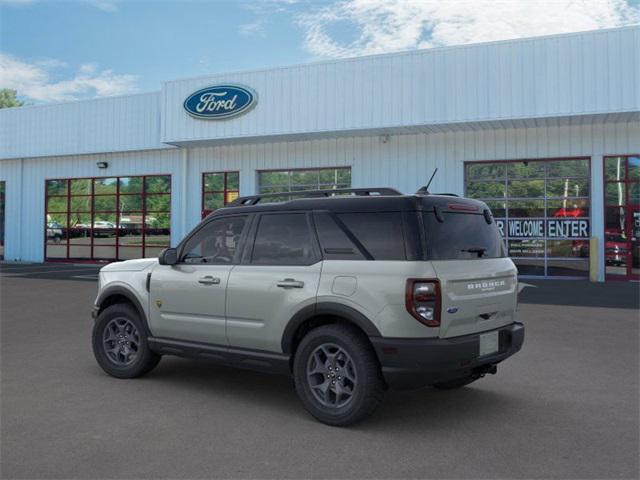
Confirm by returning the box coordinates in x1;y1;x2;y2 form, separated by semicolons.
405;279;441;327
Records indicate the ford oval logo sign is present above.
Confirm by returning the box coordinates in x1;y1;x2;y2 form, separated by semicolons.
183;84;257;120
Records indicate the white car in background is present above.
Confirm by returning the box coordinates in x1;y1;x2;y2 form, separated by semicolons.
46;222;64;243
93;221;116;237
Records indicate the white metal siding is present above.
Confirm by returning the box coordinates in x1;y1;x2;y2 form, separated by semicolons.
180;121;638;281
162;27;639;145
1;27;637;161
1;124;637;281
0;92;169;160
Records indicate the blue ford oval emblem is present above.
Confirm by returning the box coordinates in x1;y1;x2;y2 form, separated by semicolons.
184;84;257;120
446;307;459;314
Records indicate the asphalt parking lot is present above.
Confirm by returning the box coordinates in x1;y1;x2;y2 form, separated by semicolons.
1;263;638;479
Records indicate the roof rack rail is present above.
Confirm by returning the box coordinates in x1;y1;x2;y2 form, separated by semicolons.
228;187;403;207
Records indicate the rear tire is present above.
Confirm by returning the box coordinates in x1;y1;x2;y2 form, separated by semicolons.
92;303;161;379
432;376;477;390
293;324;385;426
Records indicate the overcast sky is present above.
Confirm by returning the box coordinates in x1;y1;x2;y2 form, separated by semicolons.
1;0;639;103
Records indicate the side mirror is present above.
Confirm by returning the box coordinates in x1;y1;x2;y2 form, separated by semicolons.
159;247;178;266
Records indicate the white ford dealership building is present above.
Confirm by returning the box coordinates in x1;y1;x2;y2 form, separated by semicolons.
0;26;638;281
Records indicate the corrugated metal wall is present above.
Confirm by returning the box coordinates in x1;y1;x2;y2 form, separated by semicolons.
1;121;637;280
0;92;168;160
2;27;637;161
162;27;639;144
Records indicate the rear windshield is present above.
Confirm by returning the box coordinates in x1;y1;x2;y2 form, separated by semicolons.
423;212;506;260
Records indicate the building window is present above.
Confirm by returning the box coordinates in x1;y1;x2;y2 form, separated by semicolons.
257;167;351;196
201;171;239;218
0;181;5;260
465;158;591;277
45;175;171;262
603;155;639;280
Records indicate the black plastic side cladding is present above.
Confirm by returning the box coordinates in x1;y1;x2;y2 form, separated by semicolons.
281;302;381;354
94;286;152;337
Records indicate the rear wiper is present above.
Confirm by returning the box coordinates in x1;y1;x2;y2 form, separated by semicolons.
461;247;487;258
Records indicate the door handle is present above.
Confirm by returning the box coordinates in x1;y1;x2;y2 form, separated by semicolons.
277;278;305;288
198;276;221;285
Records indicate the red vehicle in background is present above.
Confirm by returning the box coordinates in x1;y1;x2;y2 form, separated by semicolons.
553;205;590;257
553;206;585;218
605;230;628;266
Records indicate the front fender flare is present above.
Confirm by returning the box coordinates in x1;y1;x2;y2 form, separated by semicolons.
94;285;151;336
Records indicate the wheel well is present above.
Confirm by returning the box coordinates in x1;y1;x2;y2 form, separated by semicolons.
98;294;135;315
97;292;152;336
289;314;372;358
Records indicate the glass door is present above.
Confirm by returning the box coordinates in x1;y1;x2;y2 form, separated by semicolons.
45;175;171;262
604;156;639;280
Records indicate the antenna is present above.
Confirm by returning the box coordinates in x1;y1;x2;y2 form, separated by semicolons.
416;168;438;195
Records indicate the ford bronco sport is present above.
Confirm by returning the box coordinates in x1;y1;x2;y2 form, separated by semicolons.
91;187;524;426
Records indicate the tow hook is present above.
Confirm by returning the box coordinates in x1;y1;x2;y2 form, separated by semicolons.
472;364;497;379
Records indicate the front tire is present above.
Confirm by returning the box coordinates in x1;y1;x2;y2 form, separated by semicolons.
293;324;385;426
92;303;160;379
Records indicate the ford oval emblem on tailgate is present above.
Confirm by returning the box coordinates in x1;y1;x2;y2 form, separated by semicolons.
447;307;459;314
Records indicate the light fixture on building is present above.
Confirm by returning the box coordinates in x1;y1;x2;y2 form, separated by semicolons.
96;161;109;169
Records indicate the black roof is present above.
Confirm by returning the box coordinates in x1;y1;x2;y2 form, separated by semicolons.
210;188;489;216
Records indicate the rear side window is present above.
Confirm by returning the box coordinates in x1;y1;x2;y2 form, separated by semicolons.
337;212;406;260
313;212;365;260
251;213;318;265
423;212;505;260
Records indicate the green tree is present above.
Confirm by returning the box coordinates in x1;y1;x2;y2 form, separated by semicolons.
0;89;24;109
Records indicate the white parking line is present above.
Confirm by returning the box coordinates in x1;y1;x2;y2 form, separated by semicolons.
72;274;99;280
0;267;100;276
0;266;44;272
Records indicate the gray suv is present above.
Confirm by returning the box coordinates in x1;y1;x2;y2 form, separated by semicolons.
91;187;524;426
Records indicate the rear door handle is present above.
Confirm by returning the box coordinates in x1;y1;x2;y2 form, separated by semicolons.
277;278;305;288
198;276;221;285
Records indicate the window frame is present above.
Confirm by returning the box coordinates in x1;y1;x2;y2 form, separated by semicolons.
602;155;640;281
464;157;591;278
201;171;240;218
244;211;321;266
256;166;351;194
44;174;171;262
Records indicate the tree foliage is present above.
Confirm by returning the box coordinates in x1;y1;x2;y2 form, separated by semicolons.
0;89;24;109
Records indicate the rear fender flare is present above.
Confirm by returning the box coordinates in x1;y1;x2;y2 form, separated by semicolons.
281;302;381;354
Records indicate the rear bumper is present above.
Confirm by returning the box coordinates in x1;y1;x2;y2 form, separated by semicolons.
370;322;524;390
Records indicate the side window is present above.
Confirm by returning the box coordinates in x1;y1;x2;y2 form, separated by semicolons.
337;212;406;260
251;213;318;265
313;212;365;260
181;216;248;264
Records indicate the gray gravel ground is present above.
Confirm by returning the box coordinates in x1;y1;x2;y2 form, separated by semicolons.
1;264;638;479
